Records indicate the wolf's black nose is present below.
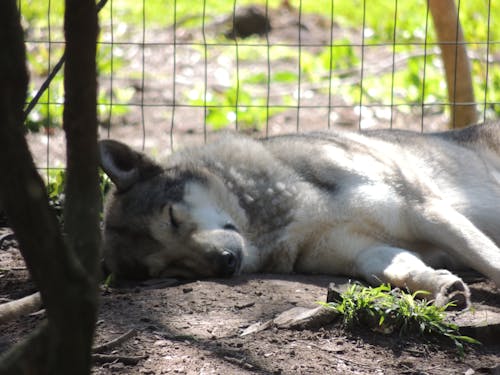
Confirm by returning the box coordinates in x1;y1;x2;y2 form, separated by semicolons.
222;250;237;269
219;250;239;276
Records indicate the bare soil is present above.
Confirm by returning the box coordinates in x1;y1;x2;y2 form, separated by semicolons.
1;228;500;375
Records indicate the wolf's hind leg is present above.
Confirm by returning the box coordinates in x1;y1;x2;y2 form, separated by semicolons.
355;246;470;309
411;200;500;287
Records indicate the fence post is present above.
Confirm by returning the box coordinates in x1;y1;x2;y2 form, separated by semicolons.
428;0;477;128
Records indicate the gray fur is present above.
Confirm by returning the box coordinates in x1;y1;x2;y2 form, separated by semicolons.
99;122;500;308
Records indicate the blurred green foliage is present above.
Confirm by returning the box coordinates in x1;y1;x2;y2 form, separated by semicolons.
19;0;500;131
46;168;112;222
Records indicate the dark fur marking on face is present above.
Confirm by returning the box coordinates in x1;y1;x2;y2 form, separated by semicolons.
103;224;162;280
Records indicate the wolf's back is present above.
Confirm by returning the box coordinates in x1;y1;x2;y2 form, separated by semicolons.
433;121;500;154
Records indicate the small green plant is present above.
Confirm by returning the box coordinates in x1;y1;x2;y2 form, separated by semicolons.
46;168;112;223
321;283;480;355
103;273;114;288
188;75;289;131
46;169;66;220
320;41;360;74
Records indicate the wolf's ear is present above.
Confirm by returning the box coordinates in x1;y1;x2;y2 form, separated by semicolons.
99;140;163;192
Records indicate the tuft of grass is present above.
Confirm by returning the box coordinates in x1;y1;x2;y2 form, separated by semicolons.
46;169;66;220
46;169;112;223
103;273;114;288
320;283;480;356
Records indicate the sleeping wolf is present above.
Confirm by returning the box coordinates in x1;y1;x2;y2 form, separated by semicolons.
99;122;500;309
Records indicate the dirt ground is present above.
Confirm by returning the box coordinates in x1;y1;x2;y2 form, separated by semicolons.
2;4;499;375
1;227;500;375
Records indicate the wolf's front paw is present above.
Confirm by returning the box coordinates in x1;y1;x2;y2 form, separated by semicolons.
433;271;470;310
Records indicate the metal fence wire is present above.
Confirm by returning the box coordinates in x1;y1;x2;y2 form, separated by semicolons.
19;0;500;170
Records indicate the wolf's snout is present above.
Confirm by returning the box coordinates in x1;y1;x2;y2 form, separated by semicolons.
218;249;241;276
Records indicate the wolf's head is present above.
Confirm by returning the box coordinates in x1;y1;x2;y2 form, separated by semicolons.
99;140;246;280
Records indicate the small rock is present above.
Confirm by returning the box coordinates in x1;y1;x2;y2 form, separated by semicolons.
153;339;168;347
447;307;500;344
273;306;337;330
241;305;338;336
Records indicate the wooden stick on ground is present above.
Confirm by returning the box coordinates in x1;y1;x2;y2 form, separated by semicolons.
0;292;42;324
92;329;137;353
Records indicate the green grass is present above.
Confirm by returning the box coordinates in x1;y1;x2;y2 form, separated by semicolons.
46;169;112;222
321;284;480;356
19;0;500;57
19;0;500;131
19;0;500;42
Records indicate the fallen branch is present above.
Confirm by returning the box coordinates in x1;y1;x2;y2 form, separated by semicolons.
91;353;147;365
0;292;42;324
0;232;15;248
92;329;137;353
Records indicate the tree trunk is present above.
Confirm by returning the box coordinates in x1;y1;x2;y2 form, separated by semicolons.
63;0;101;279
428;0;477;128
0;0;100;373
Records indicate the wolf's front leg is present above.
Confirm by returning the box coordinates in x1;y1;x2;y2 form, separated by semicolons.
354;246;470;309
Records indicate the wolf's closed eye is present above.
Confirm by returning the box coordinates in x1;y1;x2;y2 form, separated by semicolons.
223;223;239;232
169;205;180;229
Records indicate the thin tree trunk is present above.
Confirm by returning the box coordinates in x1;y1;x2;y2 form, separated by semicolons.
63;0;101;279
428;0;477;128
0;0;100;373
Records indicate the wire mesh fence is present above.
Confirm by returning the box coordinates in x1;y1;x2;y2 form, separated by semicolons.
19;0;500;171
